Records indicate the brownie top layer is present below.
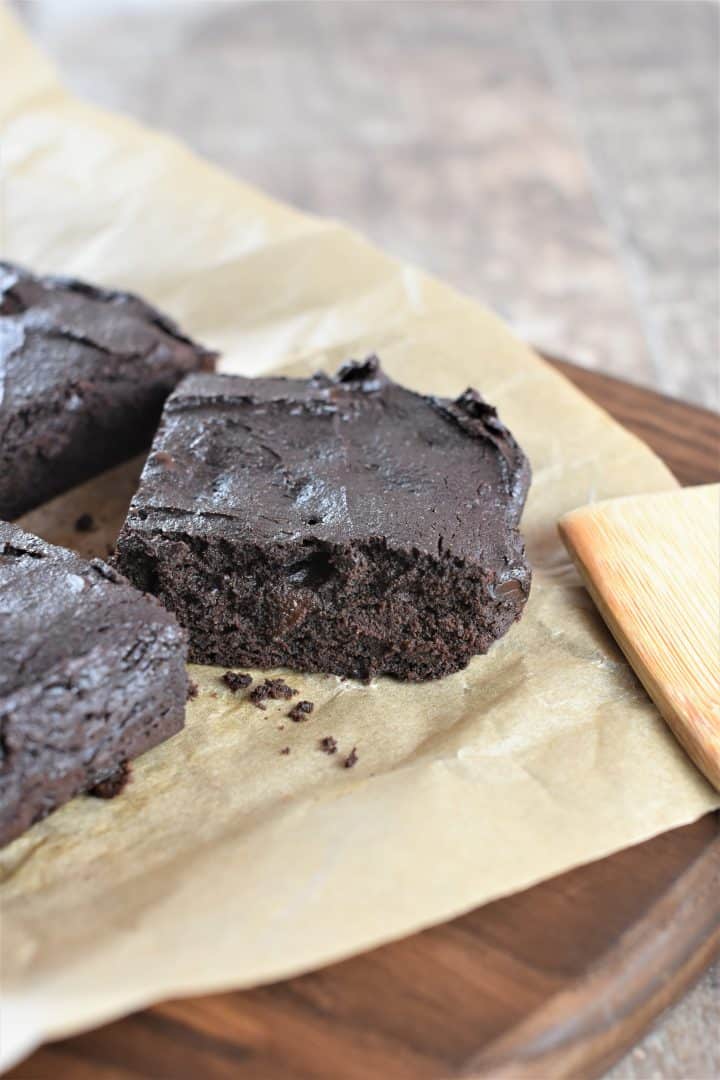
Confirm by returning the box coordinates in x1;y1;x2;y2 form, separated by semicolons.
0;521;183;699
124;357;530;568
0;260;215;417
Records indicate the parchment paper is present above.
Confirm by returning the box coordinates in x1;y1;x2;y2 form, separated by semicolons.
0;6;717;1070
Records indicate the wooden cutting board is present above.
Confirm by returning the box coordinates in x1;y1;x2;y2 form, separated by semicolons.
8;360;720;1080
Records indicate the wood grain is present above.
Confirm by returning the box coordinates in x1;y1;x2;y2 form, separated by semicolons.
560;485;720;790
550;358;720;486
7;362;720;1080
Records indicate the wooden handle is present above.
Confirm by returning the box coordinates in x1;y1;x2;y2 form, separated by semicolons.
559;485;720;791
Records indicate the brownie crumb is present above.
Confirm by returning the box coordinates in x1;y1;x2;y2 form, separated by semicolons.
88;762;131;799
319;736;337;755
74;513;95;533
222;670;252;693
249;677;297;710
288;699;314;722
187;679;199;700
344;747;358;769
280;746;291;755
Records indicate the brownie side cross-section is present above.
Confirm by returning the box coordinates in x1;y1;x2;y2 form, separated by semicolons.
0;522;188;847
114;357;531;681
0;261;216;520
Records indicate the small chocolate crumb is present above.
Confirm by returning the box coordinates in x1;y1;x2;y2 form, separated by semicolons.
74;513;95;533
187;679;199;700
319;736;338;755
88;762;130;799
222;671;252;693
288;699;314;722
280;746;291;755
344;747;358;769
249;677;297;710
209;691;218;699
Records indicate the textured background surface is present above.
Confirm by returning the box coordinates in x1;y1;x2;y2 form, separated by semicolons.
8;1;720;1076
12;0;720;411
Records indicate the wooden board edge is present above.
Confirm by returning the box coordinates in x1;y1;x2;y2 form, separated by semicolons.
545;356;720;487
460;825;720;1079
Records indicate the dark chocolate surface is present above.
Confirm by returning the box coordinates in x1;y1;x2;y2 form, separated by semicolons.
120;359;528;561
0;261;216;519
0;522;188;847
115;357;531;680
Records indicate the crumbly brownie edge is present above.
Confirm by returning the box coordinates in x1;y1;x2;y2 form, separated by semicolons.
115;528;529;681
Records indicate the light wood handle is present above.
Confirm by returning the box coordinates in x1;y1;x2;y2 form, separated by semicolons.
559;485;720;791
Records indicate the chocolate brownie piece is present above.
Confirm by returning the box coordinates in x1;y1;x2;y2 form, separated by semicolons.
0;521;188;847
249;678;297;710
114;357;531;681
0;261;216;520
288;700;314;722
222;671;253;692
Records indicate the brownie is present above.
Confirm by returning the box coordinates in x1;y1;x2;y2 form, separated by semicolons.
114;357;531;681
0;261;216;520
0;521;188;847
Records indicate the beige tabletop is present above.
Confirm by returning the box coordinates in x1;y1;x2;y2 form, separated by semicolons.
10;1;720;1075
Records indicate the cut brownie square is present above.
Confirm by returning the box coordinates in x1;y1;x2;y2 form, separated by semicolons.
0;522;188;847
0;261;216;520
114;357;531;682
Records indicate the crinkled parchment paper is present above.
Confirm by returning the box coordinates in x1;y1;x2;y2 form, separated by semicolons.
0;6;717;1069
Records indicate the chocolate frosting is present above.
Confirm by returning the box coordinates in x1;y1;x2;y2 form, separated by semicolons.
128;356;530;581
0;261;216;519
